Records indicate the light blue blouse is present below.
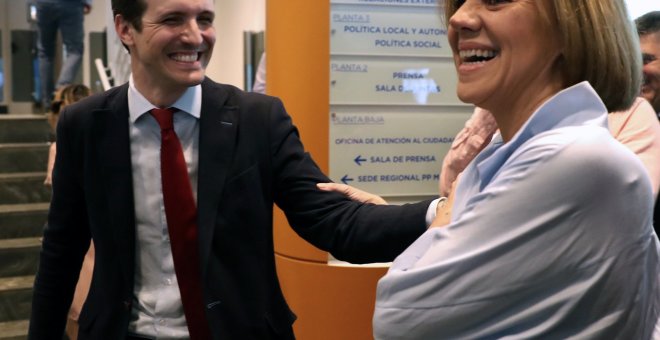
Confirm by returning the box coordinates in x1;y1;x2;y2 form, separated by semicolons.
374;82;660;339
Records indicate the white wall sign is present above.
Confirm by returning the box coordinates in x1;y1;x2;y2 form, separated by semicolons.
331;0;438;7
330;111;469;195
330;58;462;105
329;0;469;197
331;4;450;57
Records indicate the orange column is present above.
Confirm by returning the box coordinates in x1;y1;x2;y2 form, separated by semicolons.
267;1;387;339
267;0;330;264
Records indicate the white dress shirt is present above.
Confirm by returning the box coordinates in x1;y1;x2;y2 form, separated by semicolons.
126;76;201;339
373;83;660;339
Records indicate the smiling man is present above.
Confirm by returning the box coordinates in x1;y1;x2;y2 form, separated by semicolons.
27;0;431;339
637;11;660;117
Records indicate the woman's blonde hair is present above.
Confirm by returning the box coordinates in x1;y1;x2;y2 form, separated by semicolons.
48;84;92;132
441;0;641;112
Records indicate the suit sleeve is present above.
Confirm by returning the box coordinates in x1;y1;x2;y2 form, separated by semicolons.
29;107;91;339
266;97;429;263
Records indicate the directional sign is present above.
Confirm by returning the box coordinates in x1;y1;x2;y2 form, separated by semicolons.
354;155;367;166
331;58;463;106
329;0;470;197
331;0;438;7
329;109;472;196
331;3;450;57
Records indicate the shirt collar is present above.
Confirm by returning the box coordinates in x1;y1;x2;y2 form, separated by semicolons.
474;81;608;188
127;74;202;123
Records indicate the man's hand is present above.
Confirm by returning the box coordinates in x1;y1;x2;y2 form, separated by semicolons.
317;183;388;205
430;179;457;228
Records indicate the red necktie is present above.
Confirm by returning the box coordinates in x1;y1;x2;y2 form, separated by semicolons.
150;108;211;339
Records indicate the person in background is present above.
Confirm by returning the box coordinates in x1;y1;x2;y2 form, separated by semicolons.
42;84;94;340
36;0;92;110
437;107;496;197
28;0;431;338
608;97;660;197
44;84;92;186
637;11;660;117
636;11;660;228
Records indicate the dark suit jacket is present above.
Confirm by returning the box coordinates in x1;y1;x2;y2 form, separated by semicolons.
29;78;429;339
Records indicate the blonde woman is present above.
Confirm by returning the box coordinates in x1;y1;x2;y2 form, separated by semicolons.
43;83;93;340
45;84;92;186
368;0;660;338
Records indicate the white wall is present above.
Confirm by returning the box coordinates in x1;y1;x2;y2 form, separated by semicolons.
83;0;111;87
625;0;659;20
207;0;266;88
6;0;32;30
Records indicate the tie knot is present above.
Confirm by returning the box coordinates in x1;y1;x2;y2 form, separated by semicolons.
150;108;177;130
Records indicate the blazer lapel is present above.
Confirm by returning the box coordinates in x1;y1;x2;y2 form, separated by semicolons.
92;81;236;285
197;79;237;278
94;84;136;292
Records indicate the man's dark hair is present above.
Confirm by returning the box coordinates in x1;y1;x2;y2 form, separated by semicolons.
111;0;147;31
636;11;660;36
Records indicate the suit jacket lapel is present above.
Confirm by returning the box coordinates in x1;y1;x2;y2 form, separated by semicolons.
91;80;235;285
95;84;136;292
197;79;237;278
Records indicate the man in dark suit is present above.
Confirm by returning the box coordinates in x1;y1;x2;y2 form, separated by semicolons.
28;0;430;339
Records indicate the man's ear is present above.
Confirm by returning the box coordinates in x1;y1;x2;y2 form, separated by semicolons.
114;14;134;47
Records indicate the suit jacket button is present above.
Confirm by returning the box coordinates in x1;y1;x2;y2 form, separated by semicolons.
123;300;132;310
207;301;221;309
